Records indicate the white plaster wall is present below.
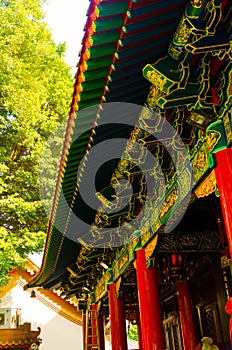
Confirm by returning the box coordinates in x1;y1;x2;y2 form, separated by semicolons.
0;284;83;350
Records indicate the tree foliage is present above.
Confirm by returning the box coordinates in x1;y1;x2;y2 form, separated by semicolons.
0;0;73;285
127;322;138;341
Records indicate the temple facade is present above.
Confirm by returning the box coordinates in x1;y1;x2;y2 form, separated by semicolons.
27;0;231;349
0;260;82;350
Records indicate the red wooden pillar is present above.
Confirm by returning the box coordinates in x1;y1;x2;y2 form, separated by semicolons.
109;283;128;350
225;297;232;345
136;248;165;350
98;313;105;350
215;148;232;258
176;281;196;350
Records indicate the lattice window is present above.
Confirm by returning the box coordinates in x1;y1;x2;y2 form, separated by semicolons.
167;326;174;350
163;313;183;350
173;323;180;349
202;303;223;344
205;308;218;340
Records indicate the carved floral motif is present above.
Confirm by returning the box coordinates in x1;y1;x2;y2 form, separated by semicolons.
191;0;204;8
119;252;129;271
195;171;217;198
160;187;178;220
145;68;167;92
205;130;221;154
173;15;190;46
145;234;158;259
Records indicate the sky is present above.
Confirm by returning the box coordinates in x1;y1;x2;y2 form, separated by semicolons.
42;0;90;72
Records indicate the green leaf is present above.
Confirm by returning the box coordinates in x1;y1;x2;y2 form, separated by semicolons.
0;0;73;282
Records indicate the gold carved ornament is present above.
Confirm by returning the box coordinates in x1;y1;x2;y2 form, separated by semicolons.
191;0;204;8
160;187;178;220
194;170;217;198
147;85;162;107
146;69;166;92
141;220;151;246
196;150;208;173
173;16;190;45
119;252;129;271
115;277;121;295
145;234;159;260
223;108;232;144
205;130;221;154
95;279;106;302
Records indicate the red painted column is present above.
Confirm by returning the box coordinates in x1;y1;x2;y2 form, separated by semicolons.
215;148;232;258
109;283;128;350
225;297;232;345
136;248;165;350
98;313;105;350
176;281;196;350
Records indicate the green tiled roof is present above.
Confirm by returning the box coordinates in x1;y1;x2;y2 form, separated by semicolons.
27;0;190;288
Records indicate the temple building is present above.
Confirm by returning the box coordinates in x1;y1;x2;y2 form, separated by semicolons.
0;322;41;350
26;0;231;349
0;260;82;350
